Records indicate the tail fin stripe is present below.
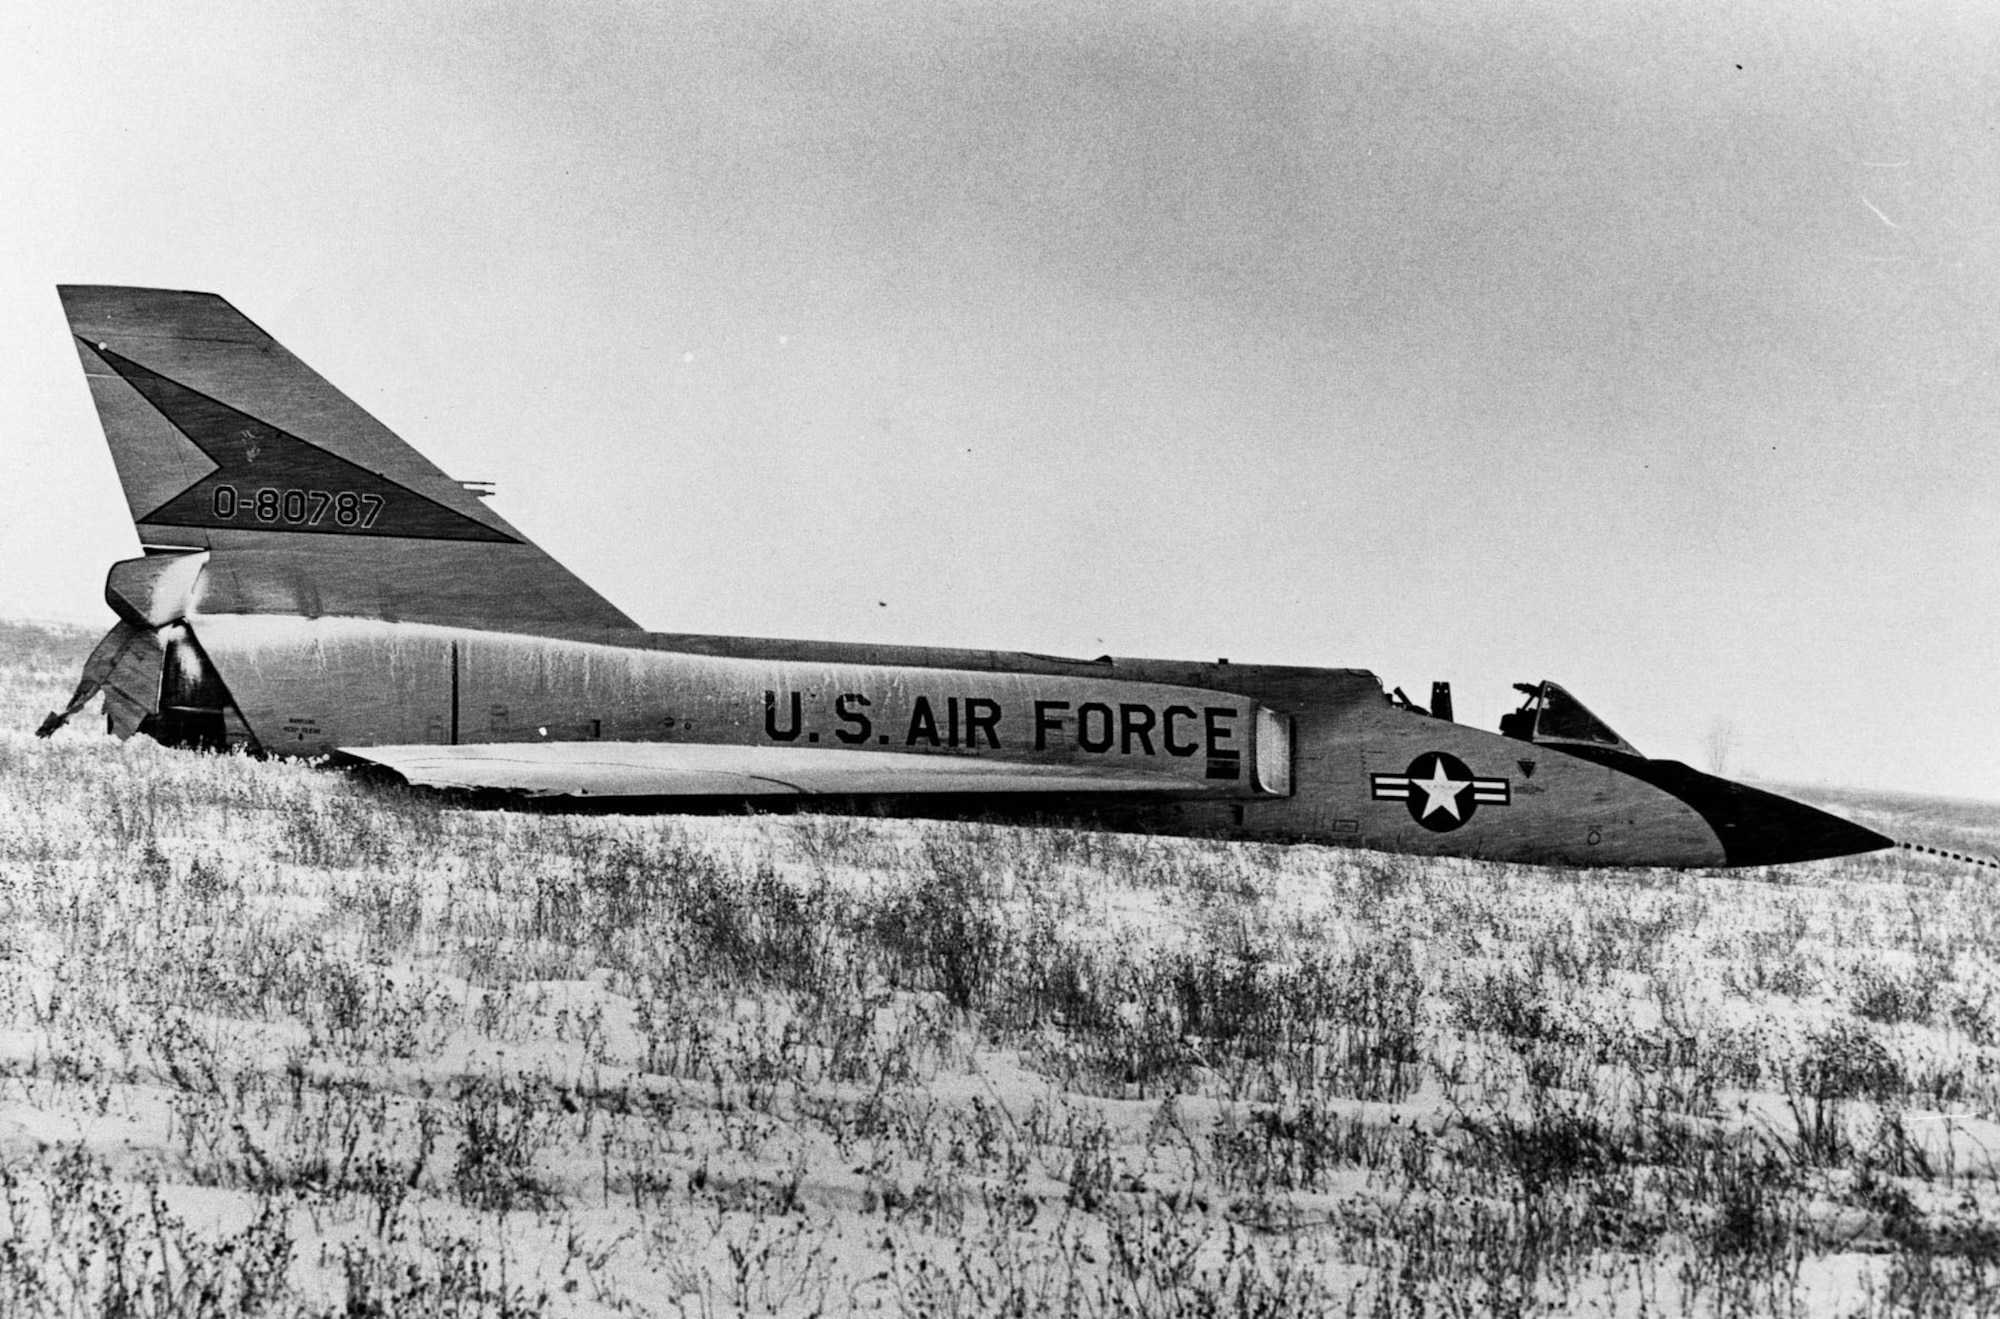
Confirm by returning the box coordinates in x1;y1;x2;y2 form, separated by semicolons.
84;339;517;544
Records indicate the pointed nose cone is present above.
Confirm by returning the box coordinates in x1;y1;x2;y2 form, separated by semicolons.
1615;760;1894;865
1692;779;1892;865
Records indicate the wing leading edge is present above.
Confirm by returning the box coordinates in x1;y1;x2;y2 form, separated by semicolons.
343;742;1235;798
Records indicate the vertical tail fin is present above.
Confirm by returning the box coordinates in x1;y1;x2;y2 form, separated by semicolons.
58;286;636;635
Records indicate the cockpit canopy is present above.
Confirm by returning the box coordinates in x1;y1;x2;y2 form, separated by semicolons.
1500;681;1642;757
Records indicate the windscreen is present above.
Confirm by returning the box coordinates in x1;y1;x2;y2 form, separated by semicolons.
1533;683;1637;753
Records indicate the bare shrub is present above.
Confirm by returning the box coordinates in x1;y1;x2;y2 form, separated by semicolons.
1778;1021;1904;1168
869;841;1013;1011
1211;1101;1394;1192
449;1075;562;1213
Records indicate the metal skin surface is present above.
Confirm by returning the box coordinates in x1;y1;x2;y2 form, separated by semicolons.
43;285;1893;869
185;615;1720;866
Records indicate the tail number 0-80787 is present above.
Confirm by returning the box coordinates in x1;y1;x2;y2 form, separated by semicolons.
211;485;384;528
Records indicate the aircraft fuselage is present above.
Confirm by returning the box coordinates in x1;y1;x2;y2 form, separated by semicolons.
46;284;1894;871
153;612;1865;869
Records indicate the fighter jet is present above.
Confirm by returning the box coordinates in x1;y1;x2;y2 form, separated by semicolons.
39;285;1891;869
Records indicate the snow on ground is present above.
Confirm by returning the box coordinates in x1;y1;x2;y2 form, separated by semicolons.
1;629;1998;1316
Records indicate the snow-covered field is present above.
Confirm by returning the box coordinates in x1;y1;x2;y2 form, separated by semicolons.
1;619;1997;1317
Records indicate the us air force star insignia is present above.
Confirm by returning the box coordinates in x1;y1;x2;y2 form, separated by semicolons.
1413;759;1469;820
1370;752;1512;832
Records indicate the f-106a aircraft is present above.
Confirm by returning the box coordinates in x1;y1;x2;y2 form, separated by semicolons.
39;285;1891;869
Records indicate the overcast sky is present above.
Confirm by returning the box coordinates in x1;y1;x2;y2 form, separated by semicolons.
2;1;1995;798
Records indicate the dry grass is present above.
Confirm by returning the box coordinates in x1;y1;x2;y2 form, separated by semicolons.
2;621;1998;1316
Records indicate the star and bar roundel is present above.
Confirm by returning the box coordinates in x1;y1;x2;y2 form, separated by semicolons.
1371;752;1511;832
